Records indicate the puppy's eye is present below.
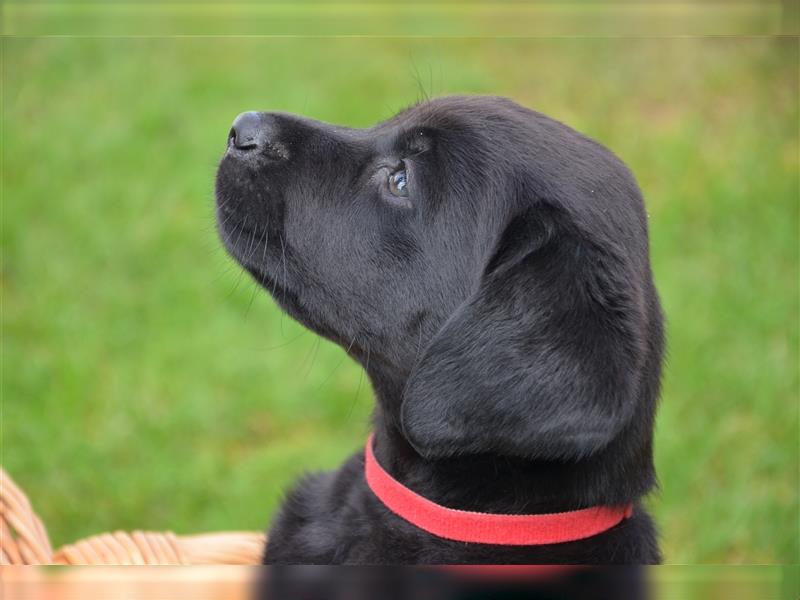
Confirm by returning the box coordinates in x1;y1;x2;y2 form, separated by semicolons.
388;167;408;197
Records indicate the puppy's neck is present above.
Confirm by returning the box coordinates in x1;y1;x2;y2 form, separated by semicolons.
367;370;654;515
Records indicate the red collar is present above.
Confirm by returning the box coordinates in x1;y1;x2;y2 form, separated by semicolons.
364;434;633;546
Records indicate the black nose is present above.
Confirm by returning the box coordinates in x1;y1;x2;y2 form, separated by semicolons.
228;111;266;151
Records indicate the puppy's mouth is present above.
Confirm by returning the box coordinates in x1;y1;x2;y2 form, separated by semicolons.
217;202;298;307
217;211;269;268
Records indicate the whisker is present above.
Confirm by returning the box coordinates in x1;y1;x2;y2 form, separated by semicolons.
270;238;281;299
244;279;260;318
261;226;270;264
243;230;257;262
256;329;307;352
232;215;248;249
216;207;236;230
280;235;288;298
302;335;322;380
279;234;288;335
226;266;247;298
211;260;239;284
314;335;357;393
347;345;370;422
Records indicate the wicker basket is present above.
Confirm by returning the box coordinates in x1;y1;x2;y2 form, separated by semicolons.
0;468;265;565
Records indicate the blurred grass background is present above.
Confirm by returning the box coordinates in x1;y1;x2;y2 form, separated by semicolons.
2;25;798;564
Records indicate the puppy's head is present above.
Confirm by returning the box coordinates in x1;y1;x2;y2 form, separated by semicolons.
215;96;663;462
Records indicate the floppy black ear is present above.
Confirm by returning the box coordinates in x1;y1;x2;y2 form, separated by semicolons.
400;203;649;461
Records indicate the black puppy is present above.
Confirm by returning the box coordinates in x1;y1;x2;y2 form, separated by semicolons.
215;96;664;564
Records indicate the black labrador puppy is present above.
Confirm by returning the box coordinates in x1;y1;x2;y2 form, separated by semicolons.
215;96;664;564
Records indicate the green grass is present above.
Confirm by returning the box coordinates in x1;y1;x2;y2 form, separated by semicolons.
2;35;797;564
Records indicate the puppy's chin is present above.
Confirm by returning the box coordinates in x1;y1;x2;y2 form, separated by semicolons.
216;209;264;266
219;217;299;317
245;261;349;350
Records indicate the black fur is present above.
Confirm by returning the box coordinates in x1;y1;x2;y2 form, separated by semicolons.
214;96;664;564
